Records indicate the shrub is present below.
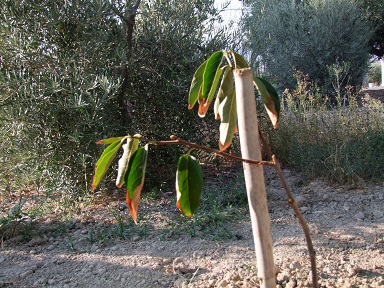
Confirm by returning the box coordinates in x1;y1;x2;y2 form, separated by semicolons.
262;74;384;184
369;63;382;84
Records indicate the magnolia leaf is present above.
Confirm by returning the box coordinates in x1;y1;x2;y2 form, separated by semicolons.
202;50;224;98
218;90;237;151
116;137;139;188
176;153;203;218
198;51;224;117
92;138;125;191
96;136;126;145
125;144;149;224
214;67;233;120
254;77;281;129
231;51;249;68
188;61;207;110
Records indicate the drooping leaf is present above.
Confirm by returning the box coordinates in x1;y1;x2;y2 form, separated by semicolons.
214;67;233;120
176;153;203;217
231;51;249;68
188;61;207;110
254;77;281;128
92;138;125;191
218;90;237;151
96;136;126;145
202;50;224;98
199;64;224;117
198;50;224;117
116;137;139;188
125;144;149;224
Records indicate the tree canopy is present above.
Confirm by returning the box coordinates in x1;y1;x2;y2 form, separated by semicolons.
242;0;372;92
0;0;231;194
362;0;384;59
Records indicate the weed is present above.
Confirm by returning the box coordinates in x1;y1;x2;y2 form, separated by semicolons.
65;237;75;251
263;73;384;184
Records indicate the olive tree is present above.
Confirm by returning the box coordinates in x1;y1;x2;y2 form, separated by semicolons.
0;0;229;195
242;0;372;93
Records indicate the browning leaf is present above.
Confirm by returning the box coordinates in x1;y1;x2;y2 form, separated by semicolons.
125;144;149;223
254;77;281;128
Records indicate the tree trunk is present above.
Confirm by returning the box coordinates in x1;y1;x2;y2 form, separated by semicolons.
233;68;275;288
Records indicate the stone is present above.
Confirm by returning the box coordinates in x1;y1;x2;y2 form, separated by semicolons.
28;237;46;246
343;203;350;211
372;210;384;219
354;212;365;220
20;269;33;278
295;196;307;207
217;279;229;287
289;261;302;271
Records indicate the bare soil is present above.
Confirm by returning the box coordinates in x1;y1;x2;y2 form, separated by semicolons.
1;166;383;288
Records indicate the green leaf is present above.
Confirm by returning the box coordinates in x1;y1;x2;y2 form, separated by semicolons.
116;137;139;188
176;153;203;217
92;139;125;191
96;136;126;145
231;51;249;68
214;67;233;120
188;61;207;110
200;66;223;117
254;77;281;128
218;90;237;151
125;144;149;223
198;50;224;117
213;65;233;120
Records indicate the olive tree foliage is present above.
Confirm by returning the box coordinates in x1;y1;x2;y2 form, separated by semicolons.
0;0;229;195
241;0;372;93
0;0;123;195
362;0;384;59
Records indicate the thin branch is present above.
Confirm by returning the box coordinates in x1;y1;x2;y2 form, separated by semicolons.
257;128;318;287
272;156;318;288
110;0;141;25
136;135;275;167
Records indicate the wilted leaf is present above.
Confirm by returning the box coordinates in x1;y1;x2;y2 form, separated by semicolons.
254;77;281;128
176;153;203;217
188;61;206;110
116;137;139;188
92;138;125;191
231;51;249;68
125;144;149;223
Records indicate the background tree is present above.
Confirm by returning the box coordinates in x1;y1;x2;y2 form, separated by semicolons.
241;0;372;94
362;0;384;59
0;0;230;197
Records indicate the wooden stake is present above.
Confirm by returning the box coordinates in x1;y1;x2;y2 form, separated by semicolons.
234;68;275;287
